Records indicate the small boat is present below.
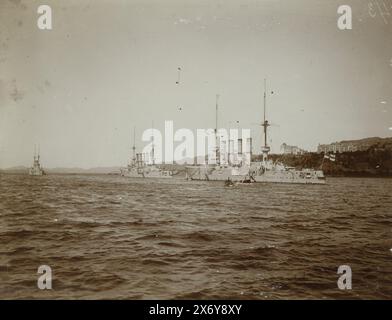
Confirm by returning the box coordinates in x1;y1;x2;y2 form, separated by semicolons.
237;177;253;184
224;178;235;187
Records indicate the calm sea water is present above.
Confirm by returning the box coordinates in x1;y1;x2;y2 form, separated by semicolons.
0;174;391;299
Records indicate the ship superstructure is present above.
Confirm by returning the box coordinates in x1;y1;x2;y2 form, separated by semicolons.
29;146;44;176
121;126;173;178
185;95;252;182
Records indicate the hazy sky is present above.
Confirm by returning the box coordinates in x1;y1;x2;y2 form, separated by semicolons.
1;0;391;168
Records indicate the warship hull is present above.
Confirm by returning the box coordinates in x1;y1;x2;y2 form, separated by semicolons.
29;169;44;176
186;164;326;184
185;165;251;182
250;163;325;184
121;166;173;178
252;171;326;184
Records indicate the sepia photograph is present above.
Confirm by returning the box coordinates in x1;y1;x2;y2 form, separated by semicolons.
1;0;392;307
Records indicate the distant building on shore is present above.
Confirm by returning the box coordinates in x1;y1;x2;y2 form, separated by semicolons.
280;143;306;155
317;137;392;153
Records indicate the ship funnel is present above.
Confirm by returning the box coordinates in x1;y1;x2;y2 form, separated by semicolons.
244;138;252;165
136;153;146;168
220;140;227;165
238;138;243;155
228;140;234;165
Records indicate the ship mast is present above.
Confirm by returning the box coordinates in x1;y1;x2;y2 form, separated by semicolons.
215;94;220;166
132;126;136;162
151;121;155;165
261;79;270;164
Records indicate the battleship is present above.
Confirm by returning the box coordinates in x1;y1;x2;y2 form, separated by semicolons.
29;147;45;176
185;95;253;182
121;127;173;178
186;81;326;184
250;80;325;184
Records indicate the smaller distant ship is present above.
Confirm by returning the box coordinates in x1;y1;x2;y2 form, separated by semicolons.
29;147;45;176
121;127;173;178
121;153;173;178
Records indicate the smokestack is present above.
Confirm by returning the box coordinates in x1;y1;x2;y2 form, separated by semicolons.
244;138;252;165
246;138;252;155
228;140;234;165
220;140;227;165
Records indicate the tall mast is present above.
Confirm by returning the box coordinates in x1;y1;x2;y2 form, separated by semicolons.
215;94;219;134
264;79;266;123
215;94;220;166
151;121;155;165
261;79;270;163
263;79;267;148
132;126;136;161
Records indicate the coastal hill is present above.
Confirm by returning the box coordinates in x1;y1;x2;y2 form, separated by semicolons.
261;137;392;177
